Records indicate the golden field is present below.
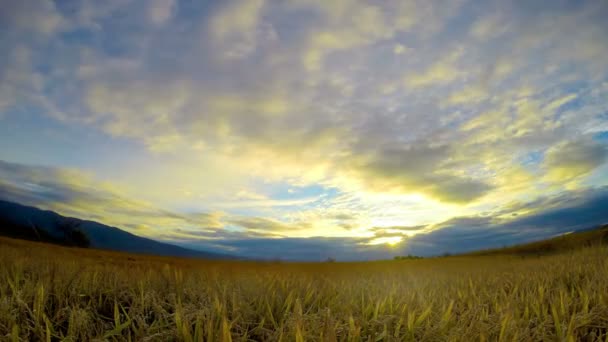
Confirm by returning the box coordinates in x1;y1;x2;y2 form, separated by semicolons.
1;236;608;341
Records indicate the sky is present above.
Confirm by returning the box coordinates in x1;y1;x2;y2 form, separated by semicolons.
0;0;607;261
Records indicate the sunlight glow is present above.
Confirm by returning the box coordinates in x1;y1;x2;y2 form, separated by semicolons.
367;236;404;246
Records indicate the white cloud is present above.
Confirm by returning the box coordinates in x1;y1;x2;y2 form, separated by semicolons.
470;14;509;40
209;0;267;59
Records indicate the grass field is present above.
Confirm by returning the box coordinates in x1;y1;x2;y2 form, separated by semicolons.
1;236;608;341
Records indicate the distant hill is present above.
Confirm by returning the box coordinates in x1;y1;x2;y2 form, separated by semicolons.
464;224;608;257
0;200;233;259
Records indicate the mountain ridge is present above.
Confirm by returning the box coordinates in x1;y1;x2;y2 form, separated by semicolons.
0;199;233;259
461;224;608;257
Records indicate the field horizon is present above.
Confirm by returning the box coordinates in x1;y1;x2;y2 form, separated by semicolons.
2;198;607;262
2;231;608;341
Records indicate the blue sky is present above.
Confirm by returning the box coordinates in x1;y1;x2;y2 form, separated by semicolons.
1;0;607;260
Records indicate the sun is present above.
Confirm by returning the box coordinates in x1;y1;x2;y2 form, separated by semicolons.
386;236;403;246
368;236;403;246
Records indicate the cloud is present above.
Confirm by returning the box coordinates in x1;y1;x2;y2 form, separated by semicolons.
0;0;66;35
347;144;493;203
2;158;608;260
209;0;268;59
298;2;413;70
2;0;604;209
83;80;193;149
406;62;462;88
544;93;578;113
0;0;607;260
445;86;488;105
0;159;333;247
372;225;426;232
178;236;393;261
0;46;43;113
147;0;176;25
544;139;608;182
228;216;310;233
405;48;464;88
216;197;321;209
0;159;223;238
393;44;409;55
179;186;608;259
368;225;426;242
401;187;608;256
470;14;509;40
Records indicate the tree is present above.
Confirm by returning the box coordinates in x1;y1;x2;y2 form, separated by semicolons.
58;219;91;248
394;255;423;260
70;229;91;248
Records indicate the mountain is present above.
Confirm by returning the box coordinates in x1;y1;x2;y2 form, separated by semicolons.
463;224;608;257
0;199;233;259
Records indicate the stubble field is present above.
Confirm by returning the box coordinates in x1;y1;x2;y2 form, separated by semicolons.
1;236;607;341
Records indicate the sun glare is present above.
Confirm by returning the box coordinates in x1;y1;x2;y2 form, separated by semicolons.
368;236;403;246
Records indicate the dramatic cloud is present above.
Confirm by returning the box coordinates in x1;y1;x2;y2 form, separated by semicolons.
400;187;608;256
0;0;607;259
349;144;493;202
0;160;224;238
544;139;608;182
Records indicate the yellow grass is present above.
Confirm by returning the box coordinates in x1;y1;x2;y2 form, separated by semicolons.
1;236;608;341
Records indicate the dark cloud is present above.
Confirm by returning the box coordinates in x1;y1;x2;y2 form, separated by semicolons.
181;187;608;260
544;139;608;180
228;216;311;232
401;187;608;256
369;225;426;238
178;237;393;261
0;159;220;233
0;160;102;206
2;160;608;260
330;213;357;221
350;144;494;203
164;228;281;241
371;225;426;232
370;230;406;238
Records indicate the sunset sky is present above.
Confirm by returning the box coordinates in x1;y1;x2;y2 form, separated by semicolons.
1;0;608;260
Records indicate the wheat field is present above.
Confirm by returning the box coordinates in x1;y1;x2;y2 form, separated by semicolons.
1;237;607;341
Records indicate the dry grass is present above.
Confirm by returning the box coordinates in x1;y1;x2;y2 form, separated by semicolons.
1;236;608;341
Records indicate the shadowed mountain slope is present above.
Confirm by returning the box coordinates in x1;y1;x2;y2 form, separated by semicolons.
0;199;233;259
